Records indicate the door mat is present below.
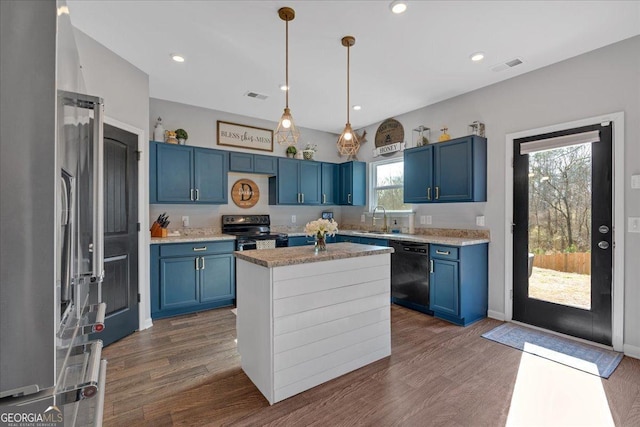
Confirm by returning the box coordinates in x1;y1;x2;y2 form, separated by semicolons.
482;323;623;378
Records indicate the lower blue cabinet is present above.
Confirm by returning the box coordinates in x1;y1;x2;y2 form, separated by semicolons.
151;241;235;319
335;235;388;246
288;235;336;246
429;243;488;326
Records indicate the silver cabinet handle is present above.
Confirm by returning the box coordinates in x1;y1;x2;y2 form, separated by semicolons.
430;259;434;273
435;250;450;255
323;194;326;204
435;186;440;200
427;187;431;200
301;193;304;204
190;189;195;201
200;257;205;270
348;193;352;204
195;257;200;270
195;188;200;201
193;246;207;252
297;193;300;203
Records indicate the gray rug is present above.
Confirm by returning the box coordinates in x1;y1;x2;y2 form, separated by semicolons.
482;323;623;378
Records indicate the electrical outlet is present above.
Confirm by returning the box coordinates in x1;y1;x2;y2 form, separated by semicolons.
182;216;189;227
420;216;426;225
291;215;296;223
426;215;432;225
476;215;485;227
629;217;640;233
361;214;366;223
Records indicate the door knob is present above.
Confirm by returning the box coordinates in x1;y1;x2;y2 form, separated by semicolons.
597;241;609;250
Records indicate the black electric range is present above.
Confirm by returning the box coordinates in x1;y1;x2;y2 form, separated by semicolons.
222;215;288;251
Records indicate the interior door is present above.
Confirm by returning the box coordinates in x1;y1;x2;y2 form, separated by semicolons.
513;123;613;345
91;123;139;346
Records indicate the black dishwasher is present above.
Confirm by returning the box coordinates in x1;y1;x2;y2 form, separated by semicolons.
390;240;432;314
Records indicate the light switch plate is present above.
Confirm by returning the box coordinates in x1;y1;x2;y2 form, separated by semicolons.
420;216;426;225
291;215;296;223
629;217;640;233
476;215;485;227
361;214;365;223
632;175;640;189
425;215;432;225
182;216;189;227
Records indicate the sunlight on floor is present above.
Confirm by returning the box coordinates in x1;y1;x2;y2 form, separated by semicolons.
506;352;614;426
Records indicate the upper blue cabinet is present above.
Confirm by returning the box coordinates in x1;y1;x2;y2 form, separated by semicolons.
268;158;321;205
338;161;366;206
404;136;486;203
150;142;228;204
229;152;277;175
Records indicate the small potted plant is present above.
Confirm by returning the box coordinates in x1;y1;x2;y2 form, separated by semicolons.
286;145;297;158
175;128;189;145
302;143;317;160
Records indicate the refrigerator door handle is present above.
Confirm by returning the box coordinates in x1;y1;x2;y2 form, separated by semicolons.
92;99;105;286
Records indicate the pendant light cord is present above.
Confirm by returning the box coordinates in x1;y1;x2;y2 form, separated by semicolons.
346;43;350;124
285;19;289;109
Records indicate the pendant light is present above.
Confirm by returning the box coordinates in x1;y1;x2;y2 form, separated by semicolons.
274;7;300;146
337;36;360;156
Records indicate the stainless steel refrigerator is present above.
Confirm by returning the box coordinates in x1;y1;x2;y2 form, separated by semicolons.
1;1;107;424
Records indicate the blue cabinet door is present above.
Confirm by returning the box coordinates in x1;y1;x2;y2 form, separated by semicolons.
434;138;473;202
338;162;352;205
300;161;321;205
200;254;234;303
321;162;338;205
155;143;194;203
275;158;300;204
404;145;433;203
229;152;254;172
288;236;314;246
336;235;360;243
159;257;199;310
194;148;228;203
430;259;459;316
254;155;277;175
358;237;388;246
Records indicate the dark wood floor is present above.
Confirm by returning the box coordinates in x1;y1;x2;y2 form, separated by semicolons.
102;305;640;426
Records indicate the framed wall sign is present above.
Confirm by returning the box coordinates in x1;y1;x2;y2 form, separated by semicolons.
231;178;260;208
217;120;273;152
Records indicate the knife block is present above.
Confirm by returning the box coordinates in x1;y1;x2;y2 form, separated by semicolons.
150;221;168;238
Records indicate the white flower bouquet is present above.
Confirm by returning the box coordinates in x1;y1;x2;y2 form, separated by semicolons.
304;218;339;239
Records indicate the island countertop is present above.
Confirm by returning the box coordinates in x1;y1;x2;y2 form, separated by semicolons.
234;242;394;268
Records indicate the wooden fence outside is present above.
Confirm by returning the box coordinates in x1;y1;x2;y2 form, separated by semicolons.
532;252;591;275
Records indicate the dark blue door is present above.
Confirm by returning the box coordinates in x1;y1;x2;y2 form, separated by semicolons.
160;257;199;310
194;148;228;203
300;161;321;205
321;162;338;205
156;144;193;202
200;254;234;303
430;259;459;316
404;146;433;203
277;158;300;204
434;138;473;202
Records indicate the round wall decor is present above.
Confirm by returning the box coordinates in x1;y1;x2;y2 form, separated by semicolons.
231;178;260;208
374;118;404;157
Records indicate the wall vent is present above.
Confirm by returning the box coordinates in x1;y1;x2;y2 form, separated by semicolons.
244;91;268;100
491;57;524;72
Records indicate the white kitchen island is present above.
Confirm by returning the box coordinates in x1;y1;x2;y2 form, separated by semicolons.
234;242;393;405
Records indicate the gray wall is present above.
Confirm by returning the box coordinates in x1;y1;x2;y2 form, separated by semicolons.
345;35;640;349
73;28;152;326
149;98;344;231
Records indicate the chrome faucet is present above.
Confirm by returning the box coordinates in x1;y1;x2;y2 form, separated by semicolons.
372;205;388;232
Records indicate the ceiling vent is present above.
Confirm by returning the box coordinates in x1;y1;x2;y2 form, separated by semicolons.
244;91;268;100
491;57;524;72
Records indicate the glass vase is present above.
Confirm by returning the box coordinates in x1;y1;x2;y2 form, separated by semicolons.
315;234;327;253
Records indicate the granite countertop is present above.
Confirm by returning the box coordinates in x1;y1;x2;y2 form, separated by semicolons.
234;242;394;268
288;230;489;246
150;233;235;244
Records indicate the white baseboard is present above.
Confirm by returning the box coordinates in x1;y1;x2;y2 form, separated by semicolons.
624;343;640;359
140;317;153;331
487;310;505;321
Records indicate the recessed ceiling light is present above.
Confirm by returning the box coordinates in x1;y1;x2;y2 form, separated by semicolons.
470;52;485;62
279;84;289;91
352;105;362;111
171;53;185;63
389;1;407;14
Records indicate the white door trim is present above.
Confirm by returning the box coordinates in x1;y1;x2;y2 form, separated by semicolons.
103;116;152;332
504;112;624;352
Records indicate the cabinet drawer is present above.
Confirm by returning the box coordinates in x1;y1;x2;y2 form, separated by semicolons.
430;245;459;260
159;241;235;257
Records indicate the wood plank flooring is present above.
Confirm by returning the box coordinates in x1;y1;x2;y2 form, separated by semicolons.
102;305;640;426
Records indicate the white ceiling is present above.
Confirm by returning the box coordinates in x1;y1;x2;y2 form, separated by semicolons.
67;1;640;134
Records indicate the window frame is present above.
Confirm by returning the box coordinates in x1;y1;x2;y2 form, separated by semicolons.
368;157;411;214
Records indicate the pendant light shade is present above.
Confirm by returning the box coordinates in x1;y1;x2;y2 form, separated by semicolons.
337;36;360;156
275;7;300;146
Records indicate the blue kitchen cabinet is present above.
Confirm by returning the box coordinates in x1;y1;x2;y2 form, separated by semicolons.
404;145;433;203
429;243;488;326
321;162;338;205
150;141;228;204
229;152;277;175
404;136;486;203
335;235;388;246
269;158;321;205
151;241;235;319
338;161;366;205
288;235;337;246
